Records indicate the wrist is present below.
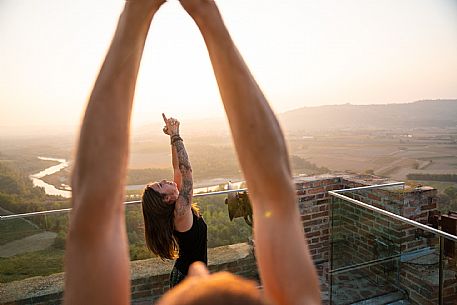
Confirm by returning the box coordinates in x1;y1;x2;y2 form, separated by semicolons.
170;135;183;145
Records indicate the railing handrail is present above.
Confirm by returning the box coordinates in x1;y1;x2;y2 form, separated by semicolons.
0;188;248;221
333;182;405;193
329;190;457;242
6;180;457;243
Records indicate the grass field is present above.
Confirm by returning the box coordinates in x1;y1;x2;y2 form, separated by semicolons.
410;180;457;193
288;129;457;183
0;248;64;283
0;218;41;246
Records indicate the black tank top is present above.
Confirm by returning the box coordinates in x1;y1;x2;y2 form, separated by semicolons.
173;212;208;275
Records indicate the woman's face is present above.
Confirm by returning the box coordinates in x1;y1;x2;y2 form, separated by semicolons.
149;180;179;203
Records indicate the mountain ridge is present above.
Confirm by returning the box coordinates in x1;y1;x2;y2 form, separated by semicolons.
278;99;457;132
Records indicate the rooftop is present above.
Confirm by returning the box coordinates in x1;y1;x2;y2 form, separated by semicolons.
1;173;456;305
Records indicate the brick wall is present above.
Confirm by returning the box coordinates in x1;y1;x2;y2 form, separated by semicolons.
295;175;343;264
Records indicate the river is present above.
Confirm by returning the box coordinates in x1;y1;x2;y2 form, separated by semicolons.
30;157;243;199
29;157;72;198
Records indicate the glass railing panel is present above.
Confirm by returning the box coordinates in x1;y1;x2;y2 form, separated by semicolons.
0;212;69;284
195;192;256;283
195;194;253;249
125;203;154;261
398;227;440;305
330;262;402;305
330;196;403;304
442;237;457;305
330;188;457;305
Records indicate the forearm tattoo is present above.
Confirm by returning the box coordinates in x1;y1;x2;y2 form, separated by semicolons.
173;139;193;216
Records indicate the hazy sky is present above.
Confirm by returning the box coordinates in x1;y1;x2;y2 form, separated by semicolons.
1;0;456;132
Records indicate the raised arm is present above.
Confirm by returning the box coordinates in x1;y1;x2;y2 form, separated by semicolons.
163;114;194;231
180;1;320;305
163;113;182;189
64;2;164;305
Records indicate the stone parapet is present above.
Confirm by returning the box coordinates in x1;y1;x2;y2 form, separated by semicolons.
0;243;257;305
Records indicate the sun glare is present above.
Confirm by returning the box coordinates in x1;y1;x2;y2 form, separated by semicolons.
0;0;456;133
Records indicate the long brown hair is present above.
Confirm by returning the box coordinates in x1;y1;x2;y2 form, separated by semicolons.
142;186;178;259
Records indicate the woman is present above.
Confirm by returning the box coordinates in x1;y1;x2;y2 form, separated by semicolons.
142;113;207;288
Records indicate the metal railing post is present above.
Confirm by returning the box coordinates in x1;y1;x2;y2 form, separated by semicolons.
439;236;444;305
329;196;334;305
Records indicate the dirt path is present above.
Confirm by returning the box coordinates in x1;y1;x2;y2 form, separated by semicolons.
0;231;57;258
